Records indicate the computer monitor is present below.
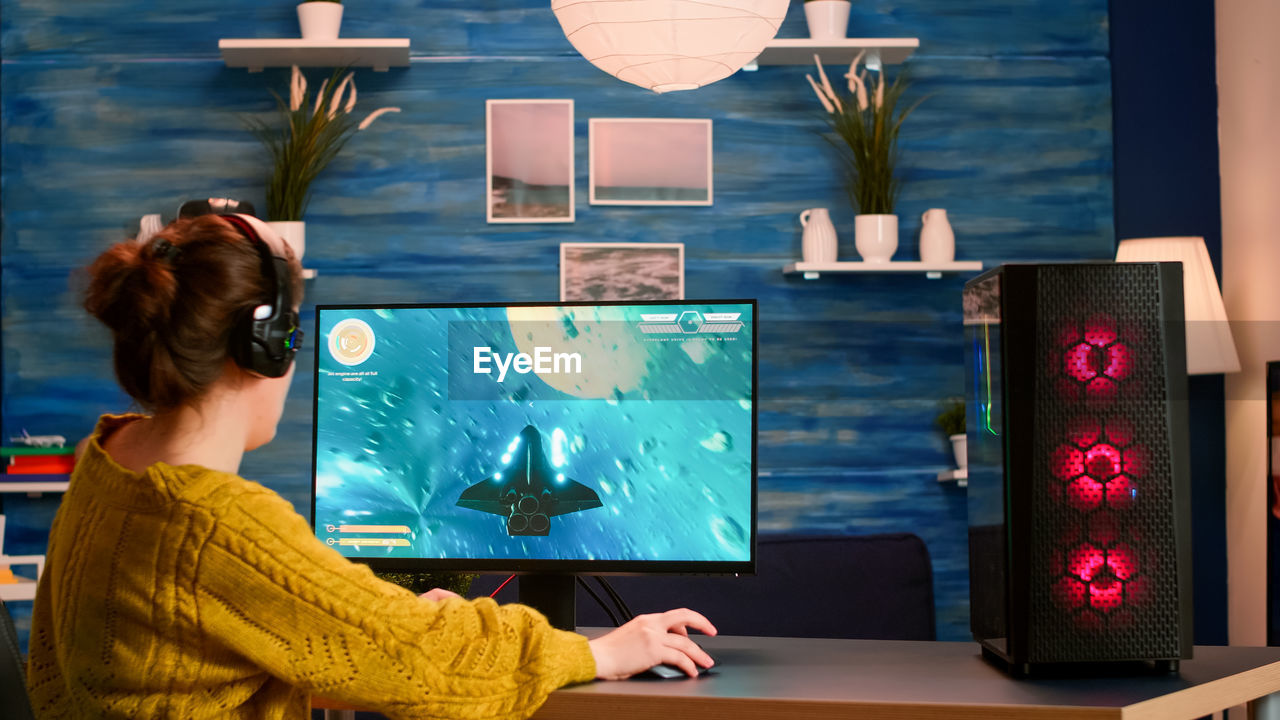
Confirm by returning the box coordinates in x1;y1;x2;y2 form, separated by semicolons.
311;300;757;628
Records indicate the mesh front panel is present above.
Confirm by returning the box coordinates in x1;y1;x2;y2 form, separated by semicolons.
1028;264;1182;662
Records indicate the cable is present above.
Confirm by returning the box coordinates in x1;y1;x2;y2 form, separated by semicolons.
577;577;620;626
596;577;635;622
489;574;516;598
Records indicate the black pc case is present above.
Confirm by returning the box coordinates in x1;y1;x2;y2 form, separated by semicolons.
963;263;1193;675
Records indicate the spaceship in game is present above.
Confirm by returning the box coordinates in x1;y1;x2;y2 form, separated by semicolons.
456;425;603;536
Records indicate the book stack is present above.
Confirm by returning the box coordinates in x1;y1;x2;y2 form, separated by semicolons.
3;445;75;477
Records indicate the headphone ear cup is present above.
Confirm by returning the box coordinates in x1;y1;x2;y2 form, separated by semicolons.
251;316;296;378
230;320;294;377
217;215;297;378
231;308;295;378
229;307;262;374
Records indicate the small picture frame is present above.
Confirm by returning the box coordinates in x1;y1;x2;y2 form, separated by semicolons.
589;118;712;206
486;99;575;223
560;242;685;302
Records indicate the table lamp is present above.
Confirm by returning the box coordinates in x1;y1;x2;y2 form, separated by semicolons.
1116;236;1241;375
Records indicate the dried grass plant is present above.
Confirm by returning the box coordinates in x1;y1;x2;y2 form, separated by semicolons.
246;66;399;221
806;52;925;215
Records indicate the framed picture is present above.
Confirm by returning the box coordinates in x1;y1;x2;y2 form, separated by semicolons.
589;118;712;206
486;99;575;223
560;242;685;302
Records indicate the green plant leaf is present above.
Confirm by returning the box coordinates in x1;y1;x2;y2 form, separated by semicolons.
816;67;925;216
244;66;362;221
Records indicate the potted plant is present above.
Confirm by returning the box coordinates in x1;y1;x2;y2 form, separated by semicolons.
935;398;967;470
803;0;850;40
245;65;399;259
805;51;926;264
297;0;343;40
374;570;478;598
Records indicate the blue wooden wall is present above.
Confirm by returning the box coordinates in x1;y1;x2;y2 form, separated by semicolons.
1;0;1113;644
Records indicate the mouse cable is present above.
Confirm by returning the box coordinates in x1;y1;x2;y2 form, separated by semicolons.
489;574;516;598
576;576;621;626
595;577;635;622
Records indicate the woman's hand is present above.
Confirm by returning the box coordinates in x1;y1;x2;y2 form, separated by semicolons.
418;588;461;602
587;609;717;680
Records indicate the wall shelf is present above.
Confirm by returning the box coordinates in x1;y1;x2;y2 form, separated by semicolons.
748;38;919;70
936;468;968;488
784;260;984;279
0;512;46;601
219;38;410;72
1;476;70;496
0;576;38;602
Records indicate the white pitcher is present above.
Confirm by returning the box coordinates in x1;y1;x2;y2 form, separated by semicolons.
919;208;955;263
799;208;838;263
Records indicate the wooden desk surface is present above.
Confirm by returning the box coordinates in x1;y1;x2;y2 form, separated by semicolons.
537;636;1280;720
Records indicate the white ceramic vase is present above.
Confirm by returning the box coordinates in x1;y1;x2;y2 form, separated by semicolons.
854;214;898;263
297;1;343;40
919;208;956;263
950;434;968;470
799;208;838;263
804;0;851;40
267;220;306;262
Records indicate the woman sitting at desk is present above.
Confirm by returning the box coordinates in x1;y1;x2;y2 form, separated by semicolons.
25;214;714;718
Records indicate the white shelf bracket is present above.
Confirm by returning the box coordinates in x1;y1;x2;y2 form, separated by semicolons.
865;49;883;72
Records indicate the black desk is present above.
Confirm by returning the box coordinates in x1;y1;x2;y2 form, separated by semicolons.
536;636;1280;720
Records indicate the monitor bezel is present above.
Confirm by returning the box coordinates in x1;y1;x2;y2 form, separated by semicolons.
310;298;758;576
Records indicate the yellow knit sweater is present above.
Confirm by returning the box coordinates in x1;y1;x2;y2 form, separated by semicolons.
26;414;596;719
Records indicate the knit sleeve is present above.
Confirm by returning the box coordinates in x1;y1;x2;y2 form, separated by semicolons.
192;482;596;720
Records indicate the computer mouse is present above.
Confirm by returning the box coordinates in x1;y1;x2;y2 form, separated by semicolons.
635;662;715;680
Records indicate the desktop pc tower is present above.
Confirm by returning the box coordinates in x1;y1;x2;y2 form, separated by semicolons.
964;263;1193;675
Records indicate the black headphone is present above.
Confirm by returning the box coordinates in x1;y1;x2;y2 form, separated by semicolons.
219;214;303;378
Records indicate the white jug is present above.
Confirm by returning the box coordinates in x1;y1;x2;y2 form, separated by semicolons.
919;208;955;263
799;208;838;263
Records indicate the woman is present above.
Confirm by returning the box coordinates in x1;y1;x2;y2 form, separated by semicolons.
26;214;715;718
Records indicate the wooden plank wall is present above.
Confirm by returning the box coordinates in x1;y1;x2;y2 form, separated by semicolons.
0;0;1113;642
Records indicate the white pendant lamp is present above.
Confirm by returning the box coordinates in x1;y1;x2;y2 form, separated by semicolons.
551;0;791;94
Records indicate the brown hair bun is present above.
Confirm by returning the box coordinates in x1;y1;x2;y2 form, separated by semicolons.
84;215;303;411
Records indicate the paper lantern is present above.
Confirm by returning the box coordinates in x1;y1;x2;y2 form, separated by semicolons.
551;0;790;93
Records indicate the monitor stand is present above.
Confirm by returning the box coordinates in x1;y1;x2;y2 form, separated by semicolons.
519;574;576;631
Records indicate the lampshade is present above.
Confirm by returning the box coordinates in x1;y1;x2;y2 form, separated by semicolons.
1116;236;1241;374
551;0;790;94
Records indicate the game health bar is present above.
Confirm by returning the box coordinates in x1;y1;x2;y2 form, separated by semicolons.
324;524;411;534
326;538;412;547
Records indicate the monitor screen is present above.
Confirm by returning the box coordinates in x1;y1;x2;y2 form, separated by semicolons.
311;300;757;575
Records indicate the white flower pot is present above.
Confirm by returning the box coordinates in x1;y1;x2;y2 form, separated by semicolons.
804;0;851;40
950;433;968;470
297;2;343;40
855;214;898;263
267;220;306;262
